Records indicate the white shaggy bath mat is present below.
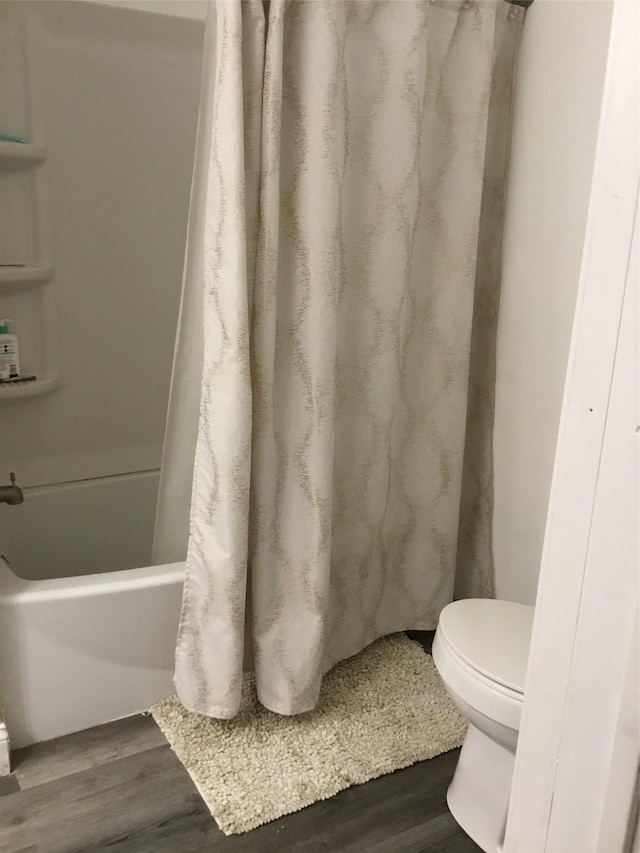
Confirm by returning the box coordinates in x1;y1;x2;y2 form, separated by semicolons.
151;634;466;835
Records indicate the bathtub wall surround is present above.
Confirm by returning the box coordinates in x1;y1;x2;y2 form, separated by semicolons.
0;3;56;400
93;0;208;18
0;1;204;517
2;471;159;580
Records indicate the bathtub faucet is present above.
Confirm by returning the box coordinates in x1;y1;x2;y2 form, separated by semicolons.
0;473;24;505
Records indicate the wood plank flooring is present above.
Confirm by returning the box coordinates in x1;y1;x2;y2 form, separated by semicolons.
0;633;480;852
0;718;479;853
12;714;167;791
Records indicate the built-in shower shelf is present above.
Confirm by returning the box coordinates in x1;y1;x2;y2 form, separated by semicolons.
0;141;45;166
1;11;57;403
0;265;53;287
0;373;59;400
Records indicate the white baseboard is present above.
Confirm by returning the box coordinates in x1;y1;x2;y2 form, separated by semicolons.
0;709;10;776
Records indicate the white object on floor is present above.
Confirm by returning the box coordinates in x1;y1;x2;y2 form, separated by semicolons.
432;598;534;853
0;708;10;776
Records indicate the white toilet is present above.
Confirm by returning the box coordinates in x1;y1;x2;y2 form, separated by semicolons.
432;598;535;853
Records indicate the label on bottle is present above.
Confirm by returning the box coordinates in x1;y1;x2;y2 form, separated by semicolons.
0;340;19;380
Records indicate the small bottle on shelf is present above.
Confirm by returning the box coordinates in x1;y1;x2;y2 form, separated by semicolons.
0;319;21;381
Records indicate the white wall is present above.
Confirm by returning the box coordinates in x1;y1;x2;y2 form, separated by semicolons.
493;0;614;604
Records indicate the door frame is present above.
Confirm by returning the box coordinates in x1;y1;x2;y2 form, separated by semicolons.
504;1;639;849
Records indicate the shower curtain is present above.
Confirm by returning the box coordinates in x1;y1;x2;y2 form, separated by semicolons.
154;0;523;718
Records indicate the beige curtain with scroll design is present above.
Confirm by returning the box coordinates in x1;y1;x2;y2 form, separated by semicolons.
166;0;523;718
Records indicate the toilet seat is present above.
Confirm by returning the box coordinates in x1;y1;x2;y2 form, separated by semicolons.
433;599;534;732
438;598;534;692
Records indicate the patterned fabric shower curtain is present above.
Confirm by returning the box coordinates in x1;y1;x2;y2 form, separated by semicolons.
154;0;523;718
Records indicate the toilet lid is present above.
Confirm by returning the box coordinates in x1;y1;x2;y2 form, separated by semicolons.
438;599;535;693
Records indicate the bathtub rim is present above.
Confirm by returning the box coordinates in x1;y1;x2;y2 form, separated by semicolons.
0;556;185;604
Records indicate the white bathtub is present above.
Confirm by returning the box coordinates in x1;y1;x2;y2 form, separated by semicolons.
0;556;183;749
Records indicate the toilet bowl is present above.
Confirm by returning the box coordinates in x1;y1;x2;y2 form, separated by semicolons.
432;598;534;853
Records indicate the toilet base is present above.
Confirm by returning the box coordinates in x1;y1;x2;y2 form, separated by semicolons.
447;723;516;853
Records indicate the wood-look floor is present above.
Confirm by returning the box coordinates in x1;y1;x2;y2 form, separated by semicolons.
0;633;481;853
